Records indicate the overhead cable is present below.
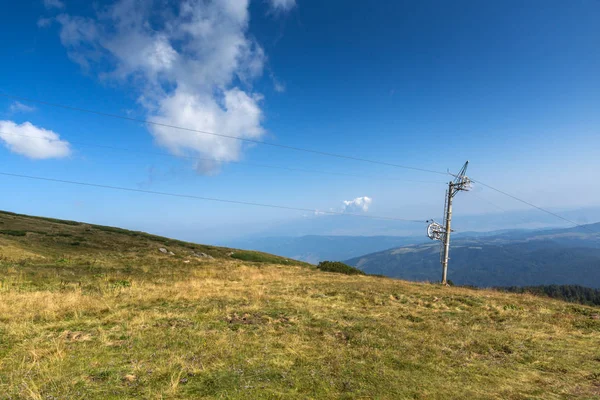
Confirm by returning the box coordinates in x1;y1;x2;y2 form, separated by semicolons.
0;171;426;223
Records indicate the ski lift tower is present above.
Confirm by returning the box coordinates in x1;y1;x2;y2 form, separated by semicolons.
426;161;471;285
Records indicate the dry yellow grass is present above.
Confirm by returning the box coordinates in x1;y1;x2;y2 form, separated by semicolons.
1;261;599;399
0;240;44;262
1;210;599;399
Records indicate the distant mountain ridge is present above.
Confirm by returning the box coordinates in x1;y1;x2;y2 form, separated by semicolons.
223;228;535;264
345;223;600;288
224;235;427;264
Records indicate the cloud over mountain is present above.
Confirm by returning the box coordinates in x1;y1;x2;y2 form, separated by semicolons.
343;196;373;213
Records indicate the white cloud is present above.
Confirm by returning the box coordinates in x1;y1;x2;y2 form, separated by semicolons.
268;70;285;92
0;121;71;159
37;17;53;28
271;73;286;93
150;87;264;173
268;0;296;13
342;196;373;213
274;81;285;93
9;102;36;114
43;0;65;9
55;0;272;174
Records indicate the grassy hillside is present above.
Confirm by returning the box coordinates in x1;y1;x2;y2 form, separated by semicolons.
0;210;307;281
1;211;600;399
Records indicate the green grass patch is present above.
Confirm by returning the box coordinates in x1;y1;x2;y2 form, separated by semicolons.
230;250;306;266
317;261;365;275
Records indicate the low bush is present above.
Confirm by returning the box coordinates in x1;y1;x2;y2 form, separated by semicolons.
231;251;289;264
0;230;27;237
317;261;365;275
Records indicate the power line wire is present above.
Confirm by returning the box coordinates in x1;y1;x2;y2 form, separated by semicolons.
0;92;448;176
470;191;513;214
471;178;597;233
469;191;537;227
5;94;594;232
0;132;446;184
0;171;426;223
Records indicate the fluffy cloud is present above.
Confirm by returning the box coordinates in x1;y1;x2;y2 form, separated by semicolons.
343;196;373;213
268;0;296;13
9;102;36;113
55;0;270;174
0;121;71;159
43;0;65;9
150;88;264;173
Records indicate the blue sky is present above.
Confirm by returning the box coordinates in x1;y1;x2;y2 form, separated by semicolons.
0;0;599;242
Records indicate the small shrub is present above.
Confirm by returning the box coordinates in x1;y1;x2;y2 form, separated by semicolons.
55;233;73;237
317;261;365;275
0;230;27;237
